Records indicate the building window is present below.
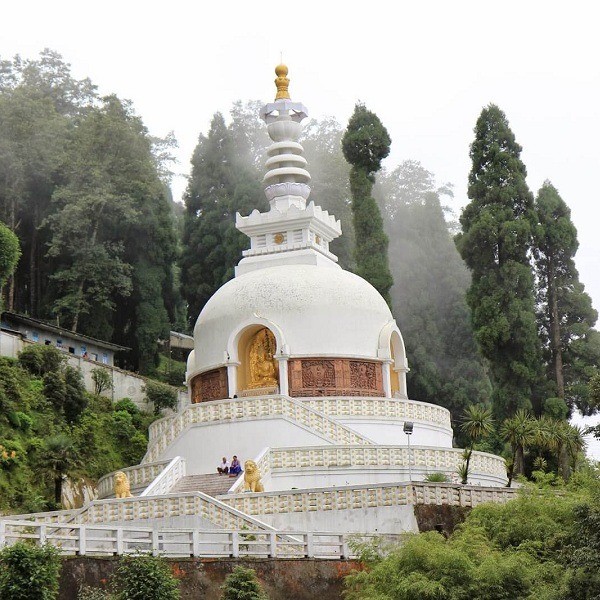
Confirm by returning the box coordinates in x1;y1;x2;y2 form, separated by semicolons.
91;353;98;361
68;347;75;354
45;340;52;346
56;339;63;349
32;332;39;342
102;353;108;364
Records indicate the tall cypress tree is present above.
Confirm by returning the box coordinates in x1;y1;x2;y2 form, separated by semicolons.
342;103;393;304
534;181;600;414
456;104;542;419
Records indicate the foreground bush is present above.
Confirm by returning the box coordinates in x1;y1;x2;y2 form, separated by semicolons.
221;566;267;600
112;554;180;600
0;542;61;600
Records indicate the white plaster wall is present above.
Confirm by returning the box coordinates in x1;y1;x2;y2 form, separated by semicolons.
252;505;419;534
268;467;505;489
337;418;453;448
191;265;395;372
162;419;334;474
0;331;185;411
0;330;22;358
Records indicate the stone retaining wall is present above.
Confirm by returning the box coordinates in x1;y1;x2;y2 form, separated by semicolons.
60;557;362;600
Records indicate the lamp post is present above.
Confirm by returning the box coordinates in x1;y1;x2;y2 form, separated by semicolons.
403;421;414;482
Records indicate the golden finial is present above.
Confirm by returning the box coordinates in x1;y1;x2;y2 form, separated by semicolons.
274;64;290;100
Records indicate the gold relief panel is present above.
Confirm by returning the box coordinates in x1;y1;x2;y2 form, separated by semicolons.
288;358;384;398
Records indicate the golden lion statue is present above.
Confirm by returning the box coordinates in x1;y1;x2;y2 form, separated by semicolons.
114;471;133;498
243;460;264;493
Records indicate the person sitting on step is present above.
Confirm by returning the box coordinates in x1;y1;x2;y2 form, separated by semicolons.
217;457;229;475
229;455;242;476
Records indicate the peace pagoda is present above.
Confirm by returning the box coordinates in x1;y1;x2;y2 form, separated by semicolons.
7;66;512;544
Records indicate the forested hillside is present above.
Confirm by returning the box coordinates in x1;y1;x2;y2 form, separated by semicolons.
0;347;154;513
0;50;181;372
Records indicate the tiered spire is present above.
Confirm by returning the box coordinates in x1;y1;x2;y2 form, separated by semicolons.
235;65;342;276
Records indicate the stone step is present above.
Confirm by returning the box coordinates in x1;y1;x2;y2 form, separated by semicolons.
170;473;240;497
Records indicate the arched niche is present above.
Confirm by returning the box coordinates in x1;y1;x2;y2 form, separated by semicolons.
378;321;409;398
236;325;280;394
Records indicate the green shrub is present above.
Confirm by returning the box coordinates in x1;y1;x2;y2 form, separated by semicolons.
145;381;177;415
221;566;267;600
114;398;138;414
424;472;450;483
0;542;61;600
78;585;113;600
91;367;113;395
112;554;180;600
18;345;65;377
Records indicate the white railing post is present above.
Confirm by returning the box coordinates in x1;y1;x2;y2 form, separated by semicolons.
116;528;124;555
192;529;200;557
78;526;86;556
268;532;277;558
305;532;314;558
231;531;240;558
152;529;160;556
340;535;350;559
39;524;47;546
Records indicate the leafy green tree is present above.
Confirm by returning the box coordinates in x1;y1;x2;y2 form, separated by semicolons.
180;112;266;324
376;160;491;426
92;367;113;395
18;344;65;376
534;181;600;415
0;542;61;600
43;433;79;504
63;366;88;423
0;219;20;307
342;103;393;304
460;404;494;484
566;501;600;598
302;117;354;269
145;381;177;415
456;104;542;420
221;566;267;600
112;555;180;600
0;50;95;316
500;410;537;485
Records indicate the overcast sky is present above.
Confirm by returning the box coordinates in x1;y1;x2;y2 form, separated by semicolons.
3;0;598;307
3;0;600;455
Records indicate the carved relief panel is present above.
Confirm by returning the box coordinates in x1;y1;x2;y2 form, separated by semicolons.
191;367;228;403
288;358;384;397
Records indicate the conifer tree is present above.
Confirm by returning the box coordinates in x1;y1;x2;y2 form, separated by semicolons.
342;103;393;304
456;104;542;419
180;113;265;324
376;161;491;426
534;181;600;414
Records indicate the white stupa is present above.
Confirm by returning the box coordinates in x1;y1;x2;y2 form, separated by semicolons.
7;68;511;547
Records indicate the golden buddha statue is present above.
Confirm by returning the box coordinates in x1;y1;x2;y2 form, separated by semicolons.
248;328;278;389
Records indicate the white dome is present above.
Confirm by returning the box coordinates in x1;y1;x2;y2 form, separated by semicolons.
190;264;395;375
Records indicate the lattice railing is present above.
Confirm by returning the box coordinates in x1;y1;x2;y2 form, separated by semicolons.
0;521;376;559
75;492;280;533
143;396;372;463
302;397;452;428
222;482;517;516
269;446;506;479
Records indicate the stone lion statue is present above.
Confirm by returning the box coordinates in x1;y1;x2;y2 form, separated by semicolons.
243;460;264;493
114;471;133;498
